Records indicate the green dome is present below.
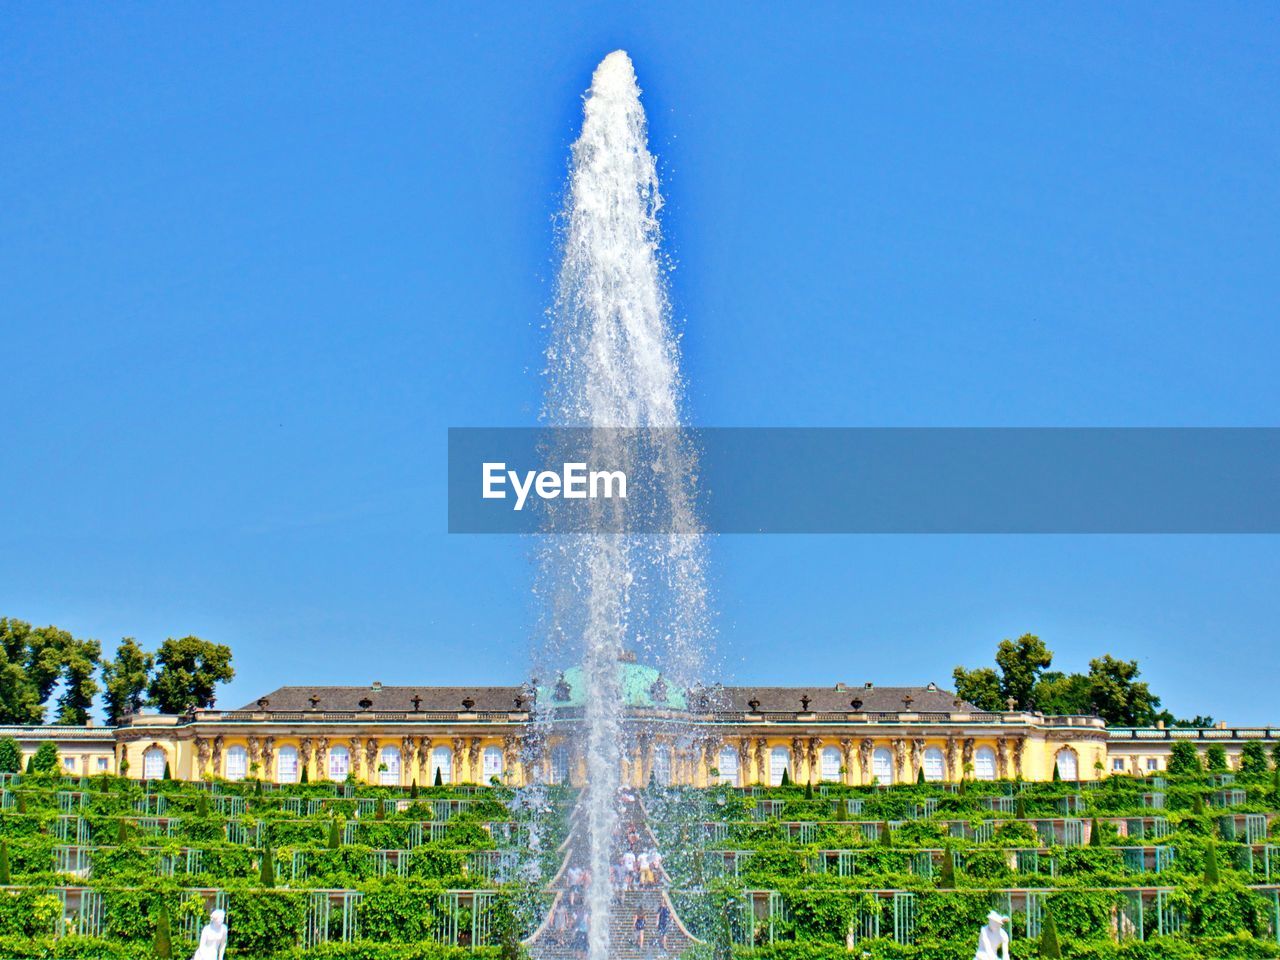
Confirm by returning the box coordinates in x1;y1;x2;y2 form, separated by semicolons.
540;657;686;709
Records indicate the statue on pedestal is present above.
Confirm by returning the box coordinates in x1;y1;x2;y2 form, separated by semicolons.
191;909;227;960
973;910;1009;960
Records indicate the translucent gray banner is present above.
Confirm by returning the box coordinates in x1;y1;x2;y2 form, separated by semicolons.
447;428;1280;534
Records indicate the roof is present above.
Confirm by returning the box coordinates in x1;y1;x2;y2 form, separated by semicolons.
240;685;525;713
241;679;972;714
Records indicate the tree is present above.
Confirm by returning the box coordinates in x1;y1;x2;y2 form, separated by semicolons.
1052;763;1061;783
328;819;342;850
0;618;101;725
54;637;101;725
163;761;172;780
995;634;1053;709
1089;818;1102;847
153;900;173;959
1039;909;1062;959
938;847;955;889
779;768;791;787
1204;842;1221;884
1205;745;1228;772
0;738;20;774
31;742;59;774
1031;671;1093;716
147;636;234;714
196;793;210;818
879;821;892;846
259;846;275;888
1082;656;1161;726
101;638;154;725
952;666;1004;712
0;838;9;885
1241;742;1269;777
1169;742;1203;776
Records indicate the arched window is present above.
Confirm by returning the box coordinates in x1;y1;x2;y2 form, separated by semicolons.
871;747;894;784
1055;748;1079;781
974;746;997;781
550;744;570;784
379;746;401;785
923;747;945;782
820;746;842;782
328;745;350;780
769;746;790;786
431;746;453;785
143;747;166;780
482;746;504;782
717;746;739;786
652;744;673;785
225;745;247;781
277;745;299;783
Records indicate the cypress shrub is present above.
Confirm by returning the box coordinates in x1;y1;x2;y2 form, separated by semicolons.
435;768;443;787
300;765;309;784
375;802;386;821
153;900;173;959
938;847;955;889
879;821;892;846
1039;909;1062;958
1204;842;1221;885
196;793;210;818
780;768;791;787
804;780;814;800
1089;817;1102;847
916;768;925;785
328;819;342;850
260;846;276;888
163;761;172;780
410;780;419;799
0;838;10;885
1015;795;1027;819
1052;763;1061;782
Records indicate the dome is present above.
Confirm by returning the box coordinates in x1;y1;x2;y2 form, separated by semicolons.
539;658;686;709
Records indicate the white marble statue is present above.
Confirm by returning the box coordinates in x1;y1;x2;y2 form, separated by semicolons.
973;910;1009;960
191;909;227;960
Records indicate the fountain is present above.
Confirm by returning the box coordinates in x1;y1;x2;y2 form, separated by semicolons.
531;50;710;960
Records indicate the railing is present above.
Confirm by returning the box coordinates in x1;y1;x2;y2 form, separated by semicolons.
1110;726;1280;741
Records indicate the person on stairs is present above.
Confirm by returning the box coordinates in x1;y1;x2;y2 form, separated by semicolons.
657;902;671;952
633;909;646;951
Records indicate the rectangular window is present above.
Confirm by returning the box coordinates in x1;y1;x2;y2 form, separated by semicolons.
482;746;503;780
1147;758;1160;771
329;748;350;779
1112;758;1126;771
97;757;109;772
63;756;77;772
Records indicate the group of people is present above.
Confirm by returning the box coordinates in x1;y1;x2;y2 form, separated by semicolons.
612;845;665;890
632;903;672;952
550;897;591;957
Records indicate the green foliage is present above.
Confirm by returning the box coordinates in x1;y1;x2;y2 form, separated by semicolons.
162;761;172;781
1240;741;1269;776
146;635;235;714
995;633;1053;708
951;665;1003;712
0;738;20;774
1204;842;1221;884
329;818;343;849
1205;745;1228;772
434;768;443;787
301;764;310;784
878;821;891;846
804;781;813;800
1089;817;1102;846
938;847;955;889
0;838;9;885
31;742;59;774
196;793;210;818
1;618;100;725
152;900;172;959
780;768;791;787
101;638;154;726
1039;908;1062;958
1169;742;1203;776
260;845;276;888
1052;762;1061;782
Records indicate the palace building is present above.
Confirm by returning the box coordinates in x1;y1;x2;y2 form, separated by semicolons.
3;657;1274;786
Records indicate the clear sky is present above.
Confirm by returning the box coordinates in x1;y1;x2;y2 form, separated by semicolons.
3;5;1277;721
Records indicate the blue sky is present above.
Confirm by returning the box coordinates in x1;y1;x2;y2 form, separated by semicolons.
2;5;1277;721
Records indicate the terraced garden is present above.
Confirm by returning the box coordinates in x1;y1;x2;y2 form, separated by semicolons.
4;762;1280;957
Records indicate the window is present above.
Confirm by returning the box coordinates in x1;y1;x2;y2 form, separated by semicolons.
974;746;997;781
718;746;739;786
871;747;894;784
226;746;248;781
143;747;165;780
923;747;945;782
62;756;77;773
653;744;673;786
432;746;453;785
820;746;842;782
277;746;299;783
97;757;109;772
379;746;401;785
550;745;570;784
328;746;350;780
483;746;504;781
1146;758;1160;772
1112;758;1126;772
769;746;790;786
1055;748;1079;781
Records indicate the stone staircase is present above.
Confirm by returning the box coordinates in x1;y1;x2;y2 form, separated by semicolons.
525;792;698;959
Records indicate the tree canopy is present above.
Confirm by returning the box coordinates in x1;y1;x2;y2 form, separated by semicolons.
953;633;1165;725
147;636;235;714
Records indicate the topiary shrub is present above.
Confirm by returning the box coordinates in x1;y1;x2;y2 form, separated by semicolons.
1039;908;1062;958
1169;742;1203;776
0;738;20;774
